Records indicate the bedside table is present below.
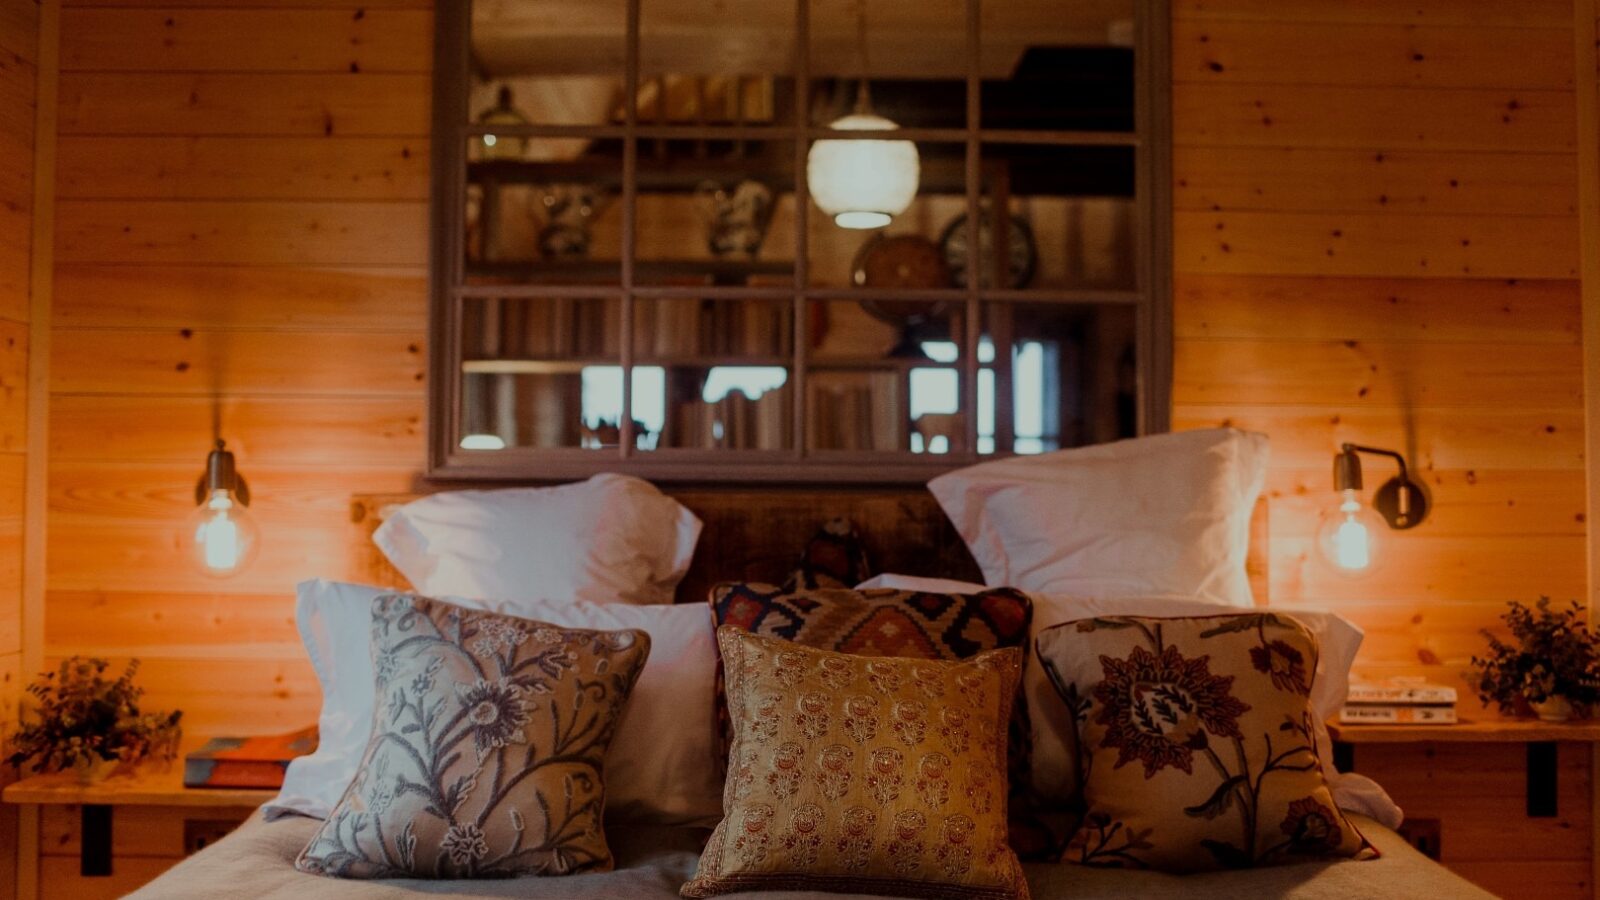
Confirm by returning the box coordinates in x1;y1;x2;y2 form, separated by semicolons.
1327;715;1600;900
1;749;276;900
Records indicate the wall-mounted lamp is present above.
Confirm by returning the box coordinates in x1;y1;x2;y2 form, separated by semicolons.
1316;443;1430;574
186;440;260;577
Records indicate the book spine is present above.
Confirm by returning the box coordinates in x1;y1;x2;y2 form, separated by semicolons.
1338;705;1458;725
1346;685;1458;704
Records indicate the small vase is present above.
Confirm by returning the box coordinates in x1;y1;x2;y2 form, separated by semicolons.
72;756;120;785
1533;696;1573;723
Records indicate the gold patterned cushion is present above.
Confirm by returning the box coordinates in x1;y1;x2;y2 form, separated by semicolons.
682;627;1029;900
296;594;650;879
1036;613;1377;873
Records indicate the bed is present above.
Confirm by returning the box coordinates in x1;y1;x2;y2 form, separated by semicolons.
129;486;1492;899
130;809;1493;900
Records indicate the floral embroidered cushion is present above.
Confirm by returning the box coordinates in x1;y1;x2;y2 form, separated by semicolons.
1035;613;1378;873
707;583;1054;854
296;594;650;879
682;627;1030;900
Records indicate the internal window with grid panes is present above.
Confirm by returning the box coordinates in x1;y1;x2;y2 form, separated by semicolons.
430;0;1167;481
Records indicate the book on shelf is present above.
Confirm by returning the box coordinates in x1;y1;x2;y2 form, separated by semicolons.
1346;679;1458;706
1338;704;1458;725
637;295;790;361
807;373;906;452
183;725;318;789
669;384;790;450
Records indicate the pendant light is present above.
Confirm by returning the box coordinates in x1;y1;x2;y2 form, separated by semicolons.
806;0;920;230
186;440;260;577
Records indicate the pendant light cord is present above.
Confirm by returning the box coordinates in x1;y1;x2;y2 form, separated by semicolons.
854;0;872;114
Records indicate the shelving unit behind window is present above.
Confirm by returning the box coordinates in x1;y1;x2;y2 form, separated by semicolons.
430;0;1170;481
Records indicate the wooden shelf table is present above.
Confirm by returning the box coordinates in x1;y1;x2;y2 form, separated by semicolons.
2;749;276;900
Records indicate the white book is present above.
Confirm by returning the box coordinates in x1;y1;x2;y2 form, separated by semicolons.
1339;704;1458;725
1346;681;1458;705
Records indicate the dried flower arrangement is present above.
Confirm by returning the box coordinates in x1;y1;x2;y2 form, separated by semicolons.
1471;598;1600;722
6;657;182;783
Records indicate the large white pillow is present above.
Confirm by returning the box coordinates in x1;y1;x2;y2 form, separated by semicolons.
267;580;724;826
373;473;702;606
928;428;1269;607
856;575;1401;829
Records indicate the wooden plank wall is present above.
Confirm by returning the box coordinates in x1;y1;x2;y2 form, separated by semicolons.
1;2;38;898
2;0;36;698
1170;2;1588;897
45;0;433;734
1171;0;1583;692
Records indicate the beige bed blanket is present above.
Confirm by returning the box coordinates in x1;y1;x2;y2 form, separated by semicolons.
129;811;1495;900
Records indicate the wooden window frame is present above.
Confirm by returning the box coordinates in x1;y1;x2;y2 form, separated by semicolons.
426;0;1172;483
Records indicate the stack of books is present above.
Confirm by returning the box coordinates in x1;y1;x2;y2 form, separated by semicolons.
1339;678;1458;725
184;726;318;789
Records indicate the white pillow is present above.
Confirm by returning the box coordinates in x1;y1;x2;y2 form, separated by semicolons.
266;580;724;827
928;428;1269;607
373;473;702;606
857;575;1401;829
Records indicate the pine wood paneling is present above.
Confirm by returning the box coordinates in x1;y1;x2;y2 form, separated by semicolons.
60;9;432;73
1173;20;1573;90
54;265;426;331
63;0;429;7
43;0;432;747
50;396;424;465
0;1;35;327
1175;210;1579;278
1175;84;1576;152
1173;340;1583;407
0;2;38;64
1175;147;1578;217
1174;406;1584;470
3;6;37;899
1174;4;1585;896
56;137;429;201
1173;0;1573;28
58;73;429;135
1175;275;1581;343
46;591;302;657
52;330;425;396
56;200;428;266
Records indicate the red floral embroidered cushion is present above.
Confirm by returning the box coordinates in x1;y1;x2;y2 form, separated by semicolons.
1035;613;1377;873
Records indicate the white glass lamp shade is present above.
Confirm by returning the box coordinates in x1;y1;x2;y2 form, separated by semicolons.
187;488;261;577
1316;488;1385;575
807;113;920;229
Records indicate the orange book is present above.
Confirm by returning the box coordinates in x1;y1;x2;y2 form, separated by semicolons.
183;726;318;789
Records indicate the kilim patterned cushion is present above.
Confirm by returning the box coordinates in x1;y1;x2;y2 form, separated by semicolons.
710;584;1031;658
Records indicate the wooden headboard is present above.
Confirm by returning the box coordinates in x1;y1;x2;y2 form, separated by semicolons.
350;489;1271;606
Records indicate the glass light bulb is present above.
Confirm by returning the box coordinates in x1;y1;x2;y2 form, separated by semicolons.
186;488;261;577
1316;488;1385;575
